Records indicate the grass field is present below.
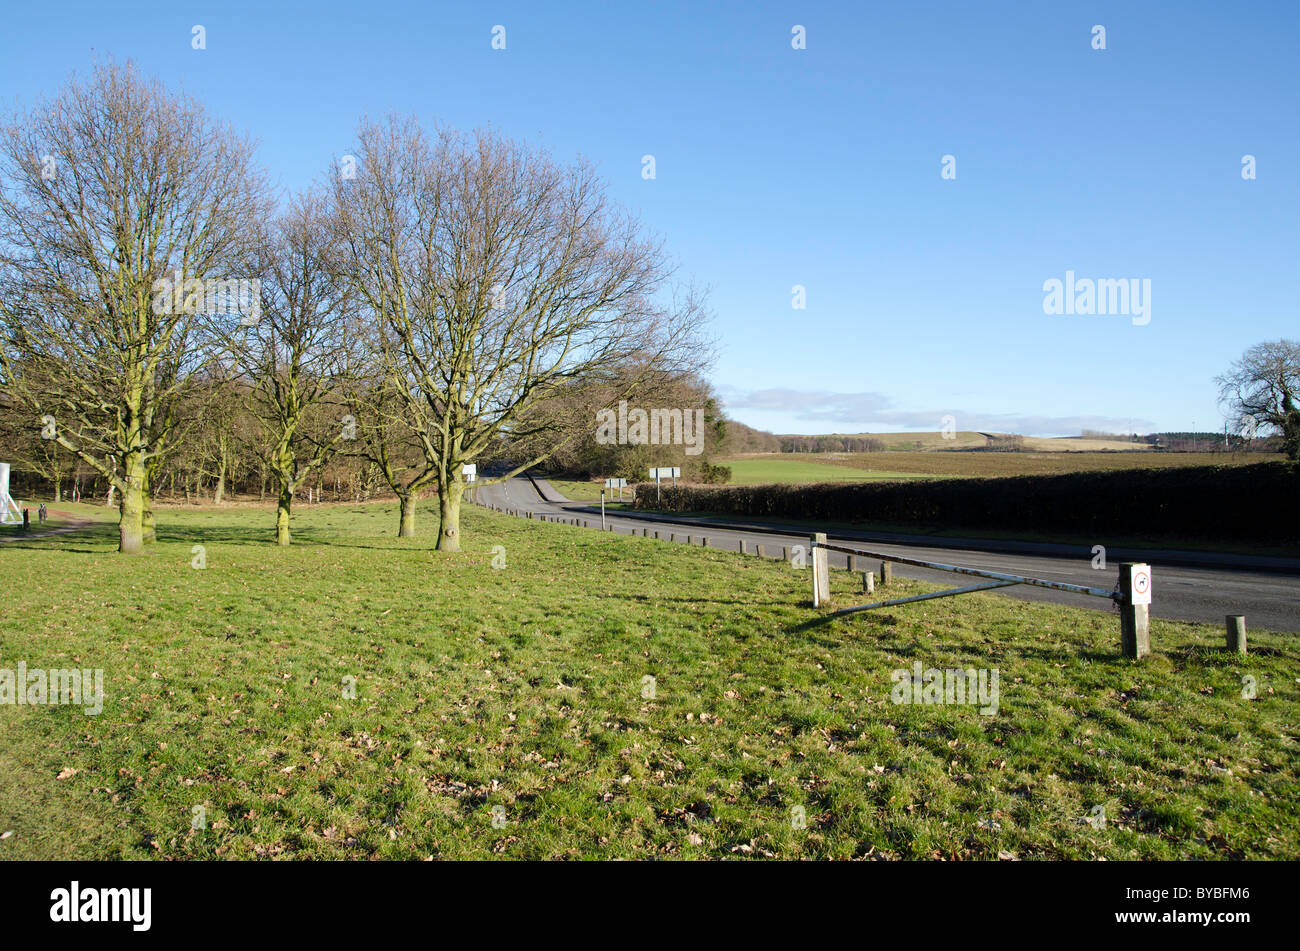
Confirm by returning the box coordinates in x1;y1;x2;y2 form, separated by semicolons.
718;458;937;486
724;451;1284;480
546;479;625;502
808;431;1143;452
1;501;1296;860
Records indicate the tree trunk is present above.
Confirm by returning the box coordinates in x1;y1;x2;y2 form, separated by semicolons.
214;437;227;505
53;476;62;503
398;492;416;537
141;468;156;543
436;481;463;552
276;483;292;546
118;460;145;554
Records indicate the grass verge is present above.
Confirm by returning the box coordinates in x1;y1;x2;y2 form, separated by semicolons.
0;502;1295;859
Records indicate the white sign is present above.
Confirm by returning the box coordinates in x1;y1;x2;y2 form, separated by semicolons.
648;467;680;479
461;463;477;483
604;478;627;488
1129;564;1152;605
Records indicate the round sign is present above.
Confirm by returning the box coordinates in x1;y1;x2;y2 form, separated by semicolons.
1134;570;1150;595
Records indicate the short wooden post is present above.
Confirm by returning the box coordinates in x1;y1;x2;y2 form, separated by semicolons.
1119;563;1151;659
701;537;708;547
686;535;692;545
880;561;892;586
782;546;789;563
847;554;859;573
811;533;830;608
739;539;748;555
756;544;766;558
1225;615;1247;654
861;571;874;594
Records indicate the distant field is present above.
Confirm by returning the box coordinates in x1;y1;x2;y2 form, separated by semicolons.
727;451;1284;479
721;458;935;485
549;463;933;495
546;479;608;501
802;431;1143;452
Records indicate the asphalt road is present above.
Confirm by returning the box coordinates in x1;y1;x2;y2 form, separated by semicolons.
475;473;1300;633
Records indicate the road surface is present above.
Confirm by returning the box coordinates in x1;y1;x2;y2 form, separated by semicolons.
475;471;1300;633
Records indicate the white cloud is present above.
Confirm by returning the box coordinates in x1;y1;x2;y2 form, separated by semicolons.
718;386;1152;437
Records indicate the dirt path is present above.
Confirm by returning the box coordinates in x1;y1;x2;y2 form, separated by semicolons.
0;509;95;543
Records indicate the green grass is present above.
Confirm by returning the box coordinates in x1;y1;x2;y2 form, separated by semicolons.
719;458;936;486
1;501;1296;860
726;451;1285;479
547;479;631;502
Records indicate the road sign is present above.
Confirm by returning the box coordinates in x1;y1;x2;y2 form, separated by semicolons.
461;463;477;483
1129;564;1152;605
604;478;627;488
648;467;680;479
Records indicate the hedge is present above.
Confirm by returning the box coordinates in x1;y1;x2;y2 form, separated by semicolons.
633;462;1300;545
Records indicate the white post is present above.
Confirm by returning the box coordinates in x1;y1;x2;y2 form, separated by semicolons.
1119;563;1151;659
811;533;831;608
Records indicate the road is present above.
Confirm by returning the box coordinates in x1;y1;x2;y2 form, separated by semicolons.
474;472;1300;633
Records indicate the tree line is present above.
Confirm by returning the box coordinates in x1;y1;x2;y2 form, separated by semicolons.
0;63;711;553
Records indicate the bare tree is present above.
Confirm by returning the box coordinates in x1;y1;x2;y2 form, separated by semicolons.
0;62;266;552
342;362;440;537
333;118;708;551
1217;339;1300;460
236;192;354;545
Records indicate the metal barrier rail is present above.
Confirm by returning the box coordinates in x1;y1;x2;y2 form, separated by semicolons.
813;539;1120;604
809;533;1151;659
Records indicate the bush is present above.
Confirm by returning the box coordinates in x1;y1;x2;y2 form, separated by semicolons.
633;462;1300;544
698;462;732;484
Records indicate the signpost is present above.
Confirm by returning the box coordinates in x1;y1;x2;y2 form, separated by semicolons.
603;477;627;500
648;467;680;507
462;463;477;504
1120;563;1152;659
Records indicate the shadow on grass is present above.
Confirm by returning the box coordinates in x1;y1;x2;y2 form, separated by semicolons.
784;611;1126;664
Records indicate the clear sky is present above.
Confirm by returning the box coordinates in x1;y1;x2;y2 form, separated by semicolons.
2;1;1296;436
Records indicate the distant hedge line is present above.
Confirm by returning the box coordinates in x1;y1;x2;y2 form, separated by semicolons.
633;462;1300;544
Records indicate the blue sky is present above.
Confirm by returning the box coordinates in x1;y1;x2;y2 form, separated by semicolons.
2;1;1296;436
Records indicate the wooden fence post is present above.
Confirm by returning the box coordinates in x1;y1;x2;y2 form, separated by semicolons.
811;533;831;608
1119;563;1151;659
880;561;892;586
739;539;748;554
756;544;766;558
1226;615;1247;654
861;571;874;594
